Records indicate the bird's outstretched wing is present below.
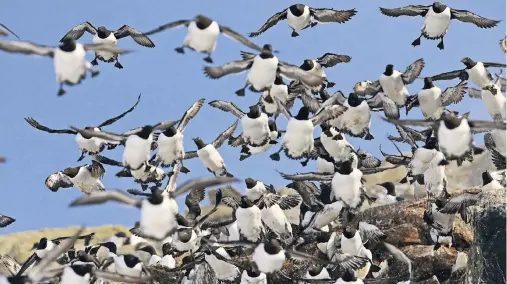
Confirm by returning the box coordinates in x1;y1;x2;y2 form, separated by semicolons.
59;22;97;42
278;171;334;181
177;98;206;132
212;120;239;149
500;36;507;53
45;172;74;192
359;222;386;244
310;8;358;23
379;5;429;17
467;87;482;99
70;127;126;143
25;117;76;134
0;215;15;228
82;43;133;55
0;23;20;39
299;91;322;113
383;242;412;280
450;9;501;29
440;81;468;106
316;53;352;68
468;120;506;131
208;100;245;119
311;105;347;126
430;69;466;82
203;59;253;79
69;190;142;208
143;19;191;36
97;94;142;128
249;9;288;37
402;58;425;85
0;40;55;57
172;177;237;199
490;147;506;170
279;62;325;87
113;25;155;47
219;25;263;52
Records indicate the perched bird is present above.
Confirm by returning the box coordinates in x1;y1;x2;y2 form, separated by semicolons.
249;4;357;37
203;44;325;96
60;22;155;68
71;120;179;171
0;23;19;38
0;38;131;96
406;78;467;120
0;215;15;228
184;120;239;177
209;101;270;147
430;57;507;88
380;2;500;50
153;98;205;171
45;160;105;195
143;14;263;63
25;93;141;161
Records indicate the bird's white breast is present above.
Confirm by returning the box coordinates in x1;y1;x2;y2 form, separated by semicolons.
75;133;106;153
159;255;176;268
438;120;472;158
379;72;408;106
332;101;370;135
240;270;267;284
468;63;491;88
252;244;286;273
423;7;451;38
157;131;185;165
410;148;439;175
205;247;240;281
114;256;143;277
418;87;444;119
173;230;199;252
481;85;506;120
283;118;314;157
242;114;270;144
237;206;263;241
93;33;118;60
246;183;267;202
321;132;353;160
54;44;88;84
140;198;177;240
261;204;291;235
305;268;331;280
248;56;279;91
286;6;311;30
184;20;221;53
340;231;362;255
124;134;153;170
332;170;363;208
197;144;225;174
317;157;336;174
60;266;90;284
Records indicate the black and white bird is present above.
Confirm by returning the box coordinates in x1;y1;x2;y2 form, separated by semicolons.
0;23;19;38
143;14;263;63
381;113;505;166
244;178;268;203
153;98;205;171
430;57;507;88
481;171;504;193
259;75;299;120
203;44;325;96
69;177;236;242
357;59;425;107
249;4;357;37
71;120;179;171
184;120;239;177
0;38;131;96
60;22;155;68
55;262;151;284
406;78;467;120
501;36;507;53
380;2;500;50
270;97;347;161
0;215;15;228
45;160;105;195
25;93;141;161
222;196;264;242
297;53;352;89
209;100;270;147
468;74;506;121
229;120;283;161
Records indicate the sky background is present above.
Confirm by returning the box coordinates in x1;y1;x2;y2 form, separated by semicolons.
0;0;505;235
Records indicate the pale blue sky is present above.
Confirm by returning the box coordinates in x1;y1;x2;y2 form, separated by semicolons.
0;0;505;234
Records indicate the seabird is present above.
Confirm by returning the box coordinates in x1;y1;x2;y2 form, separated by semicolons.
143;14;263;63
45;160;105;195
0;215;15;228
0;38;130;96
258;75;298;120
430;57;506;88
229;120;283;161
249;4;357;37
60;22;155;68
468;82;506;121
501;36;507;53
203;44;325;96
380;2;500;50
222;195;264;242
25;93;141;161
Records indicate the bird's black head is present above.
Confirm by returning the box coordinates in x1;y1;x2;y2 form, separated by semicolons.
295;106;310;120
148;187;164;205
240;195;254;208
263;93;275;104
342;269;358;282
137;125;154;139
178;229;193;243
268;120;278;132
336;159;353;175
71;264;94;277
246;267;261;277
432;2;448;13
300;59;315;71
347;92;362;107
162;242;174;256
59;38;77;52
37;238;48;250
424;137;439;150
247;105;261;119
63;166;80;178
460;57;476;69
320;123;333;137
442;113;463;130
100;241;117;254
97;26;110;38
384;64;394;76
76;250;89;261
163;125;177;137
261;44;274;57
195;15;213;29
289;4;306;17
482;171;494;185
316;232;330;243
139;245;157;255
245;177;257;189
308;265;324;277
123;254;141;268
274;75;285;85
193;137;206;149
379;182;396;196
176;214;192;227
264;239;281;255
423;77;435;89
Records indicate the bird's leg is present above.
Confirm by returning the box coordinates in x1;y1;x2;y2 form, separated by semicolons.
174;46;185;54
57;83;66;96
77;151;86;162
291;29;299;37
114;58;123;69
437;37;445;50
411;33;423;47
269;147;283;161
203;52;213;63
310;21;318;28
326;80;336;88
239;154;251;161
91;55;98;66
300;156;311;167
179;159;190;174
235;82;249;96
364;129;374;140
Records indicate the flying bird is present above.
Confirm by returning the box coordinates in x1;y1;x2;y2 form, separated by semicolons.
380;2;500;50
0;215;15;228
45;160;105;195
143;14;263;63
430;57;506;88
0;38;131;96
60;22;155;68
249;4;357;37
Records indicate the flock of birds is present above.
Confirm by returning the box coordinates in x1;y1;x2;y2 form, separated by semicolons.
0;2;506;284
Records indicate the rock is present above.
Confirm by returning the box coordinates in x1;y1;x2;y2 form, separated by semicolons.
466;189;506;283
415;275;440;284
